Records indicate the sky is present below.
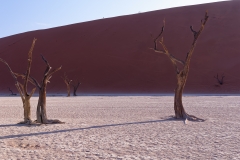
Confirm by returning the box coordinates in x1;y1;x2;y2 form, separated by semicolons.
0;0;227;38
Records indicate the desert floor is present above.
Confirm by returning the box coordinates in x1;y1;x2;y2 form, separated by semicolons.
0;96;240;160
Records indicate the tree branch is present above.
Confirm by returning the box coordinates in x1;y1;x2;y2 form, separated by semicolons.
24;38;37;95
30;76;41;89
39;55;62;84
18;83;24;93
149;48;185;65
41;55;52;76
14;72;41;89
75;82;80;89
190;26;198;39
61;72;72;85
151;19;185;73
159;37;180;74
47;75;52;83
0;58;18;83
154;19;165;50
185;11;209;67
15;83;24;103
0;58;25;100
17;82;25;103
29;88;36;97
48;66;62;77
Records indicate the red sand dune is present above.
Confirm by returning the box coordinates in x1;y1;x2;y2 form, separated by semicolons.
0;0;239;94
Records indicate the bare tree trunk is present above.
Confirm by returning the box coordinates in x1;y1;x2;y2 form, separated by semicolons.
23;96;32;122
36;87;48;123
67;85;70;96
20;38;37;124
73;87;77;96
11;75;36;124
174;71;188;118
13;74;33;124
62;73;72;97
36;82;63;124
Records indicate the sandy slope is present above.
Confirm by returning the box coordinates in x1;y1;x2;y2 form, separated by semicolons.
0;0;240;94
0;96;240;159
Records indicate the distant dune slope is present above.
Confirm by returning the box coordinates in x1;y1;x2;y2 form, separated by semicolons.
0;0;239;94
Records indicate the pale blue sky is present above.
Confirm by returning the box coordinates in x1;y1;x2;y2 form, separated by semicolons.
0;0;227;38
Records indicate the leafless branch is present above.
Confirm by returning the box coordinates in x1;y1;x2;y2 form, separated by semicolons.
30;76;41;89
190;26;198;39
14;72;41;89
24;38;37;95
15;83;24;102
151;19;185;73
0;58;18;83
149;48;185;65
41;55;52;76
159;37;180;74
29;88;36;97
184;11;209;68
62;73;72;84
154;19;165;50
48;66;62;77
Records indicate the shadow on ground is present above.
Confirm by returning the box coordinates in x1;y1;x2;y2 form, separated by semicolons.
0;117;178;140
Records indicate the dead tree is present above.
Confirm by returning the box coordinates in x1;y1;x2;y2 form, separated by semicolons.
0;39;36;124
61;72;72;97
151;11;209;121
8;87;17;95
72;79;80;96
214;73;224;85
29;55;62;124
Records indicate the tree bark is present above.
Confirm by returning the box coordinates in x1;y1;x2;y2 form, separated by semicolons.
23;96;32;123
174;70;188;118
36;86;48;123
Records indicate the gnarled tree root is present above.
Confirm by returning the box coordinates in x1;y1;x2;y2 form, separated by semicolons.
161;115;205;123
173;112;205;123
173;113;205;124
18;120;39;125
183;113;205;122
45;119;65;124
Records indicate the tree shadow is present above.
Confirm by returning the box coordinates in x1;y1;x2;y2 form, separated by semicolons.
0;123;41;128
0;117;175;140
0;124;30;127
